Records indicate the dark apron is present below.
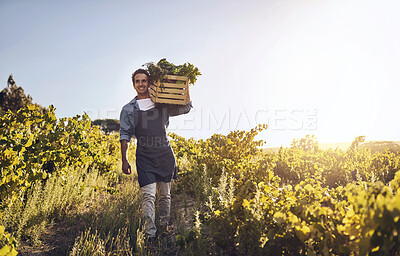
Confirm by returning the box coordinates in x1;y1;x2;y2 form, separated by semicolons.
135;106;176;187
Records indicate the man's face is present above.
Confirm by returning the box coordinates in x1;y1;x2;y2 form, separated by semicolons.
133;73;149;96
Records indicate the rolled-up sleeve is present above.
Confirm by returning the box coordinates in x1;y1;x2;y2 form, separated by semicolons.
119;105;134;142
167;101;193;117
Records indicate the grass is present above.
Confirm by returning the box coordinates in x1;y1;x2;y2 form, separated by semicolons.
1;156;203;255
2;165;107;245
1;160;141;254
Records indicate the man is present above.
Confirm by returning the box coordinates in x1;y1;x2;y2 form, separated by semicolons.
119;68;192;239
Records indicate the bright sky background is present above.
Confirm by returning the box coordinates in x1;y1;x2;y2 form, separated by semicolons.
1;0;399;147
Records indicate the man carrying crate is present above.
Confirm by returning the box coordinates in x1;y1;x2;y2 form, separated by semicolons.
119;68;192;241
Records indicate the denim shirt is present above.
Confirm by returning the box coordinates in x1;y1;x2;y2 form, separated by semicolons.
119;96;192;142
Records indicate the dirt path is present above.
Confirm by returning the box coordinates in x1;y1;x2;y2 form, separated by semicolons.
16;186;198;255
18;219;84;256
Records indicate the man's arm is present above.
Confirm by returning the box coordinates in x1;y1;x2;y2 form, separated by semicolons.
119;105;134;175
120;139;131;174
167;101;192;117
164;91;192;117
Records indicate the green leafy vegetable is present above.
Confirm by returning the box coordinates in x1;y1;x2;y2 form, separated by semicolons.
143;58;201;85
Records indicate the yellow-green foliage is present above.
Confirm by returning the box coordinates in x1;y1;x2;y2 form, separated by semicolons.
170;130;400;255
0;225;17;256
3;102;400;255
0;104;125;254
0;104;120;205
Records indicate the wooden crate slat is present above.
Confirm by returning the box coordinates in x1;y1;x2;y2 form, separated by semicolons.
149;85;157;95
157;93;186;100
160;82;187;89
165;75;189;82
149;85;158;94
156;87;186;94
149;75;190;105
155;98;186;104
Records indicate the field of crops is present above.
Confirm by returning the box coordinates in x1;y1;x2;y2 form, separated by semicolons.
1;105;400;255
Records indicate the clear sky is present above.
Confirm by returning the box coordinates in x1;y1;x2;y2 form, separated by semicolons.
1;0;399;147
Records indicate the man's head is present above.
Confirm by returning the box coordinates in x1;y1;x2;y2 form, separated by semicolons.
132;69;151;85
131;69;151;98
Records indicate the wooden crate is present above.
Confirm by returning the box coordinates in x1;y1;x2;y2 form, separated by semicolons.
149;75;190;105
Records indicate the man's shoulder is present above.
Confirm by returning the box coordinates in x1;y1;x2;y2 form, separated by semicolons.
121;98;137;112
122;102;132;110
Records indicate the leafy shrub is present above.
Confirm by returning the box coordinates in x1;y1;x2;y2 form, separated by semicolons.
0;105;120;206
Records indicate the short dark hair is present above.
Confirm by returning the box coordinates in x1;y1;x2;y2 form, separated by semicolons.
131;69;151;84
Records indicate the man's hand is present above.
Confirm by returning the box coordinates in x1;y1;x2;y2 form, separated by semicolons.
120;140;131;174
122;160;131;175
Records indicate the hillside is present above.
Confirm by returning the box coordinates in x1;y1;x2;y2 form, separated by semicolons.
2;107;400;255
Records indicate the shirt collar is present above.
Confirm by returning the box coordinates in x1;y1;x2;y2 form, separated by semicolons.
129;96;139;109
